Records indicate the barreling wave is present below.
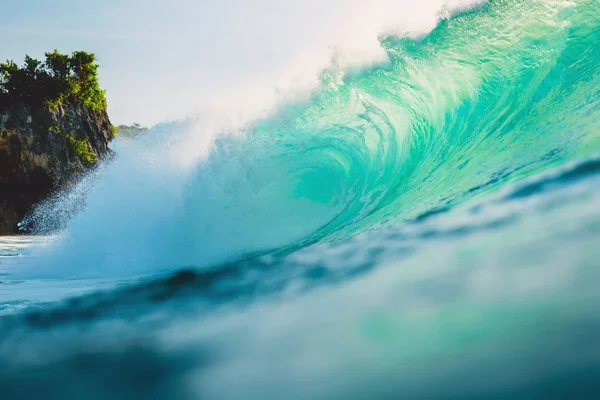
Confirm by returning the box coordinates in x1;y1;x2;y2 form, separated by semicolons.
22;0;600;278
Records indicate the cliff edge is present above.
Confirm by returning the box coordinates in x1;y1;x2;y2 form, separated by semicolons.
0;51;114;234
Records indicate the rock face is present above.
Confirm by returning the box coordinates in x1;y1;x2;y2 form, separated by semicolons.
0;102;113;234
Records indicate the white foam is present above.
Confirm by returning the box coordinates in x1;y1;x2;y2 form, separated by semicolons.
19;0;487;279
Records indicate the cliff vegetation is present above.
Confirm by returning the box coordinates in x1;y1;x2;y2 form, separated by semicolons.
0;50;106;112
0;51;114;234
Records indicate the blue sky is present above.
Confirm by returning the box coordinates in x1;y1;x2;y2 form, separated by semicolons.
2;0;476;126
1;0;352;125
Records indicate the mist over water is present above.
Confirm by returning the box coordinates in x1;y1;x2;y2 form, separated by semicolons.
14;0;496;278
2;0;600;399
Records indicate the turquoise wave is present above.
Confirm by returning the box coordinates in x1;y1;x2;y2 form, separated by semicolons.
4;2;600;398
185;0;600;251
21;0;600;277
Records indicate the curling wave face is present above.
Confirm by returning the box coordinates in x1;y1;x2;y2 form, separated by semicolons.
25;0;598;279
17;0;600;278
2;0;600;399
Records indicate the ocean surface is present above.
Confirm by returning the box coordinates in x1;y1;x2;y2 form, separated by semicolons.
2;0;600;398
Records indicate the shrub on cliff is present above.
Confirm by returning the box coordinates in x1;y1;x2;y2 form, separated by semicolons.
114;123;148;139
0;50;106;112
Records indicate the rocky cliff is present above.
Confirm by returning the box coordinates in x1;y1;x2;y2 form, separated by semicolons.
0;102;113;234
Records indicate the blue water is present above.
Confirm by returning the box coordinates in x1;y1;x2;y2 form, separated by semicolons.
2;0;600;398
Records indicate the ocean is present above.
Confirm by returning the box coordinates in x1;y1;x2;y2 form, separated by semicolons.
1;0;600;398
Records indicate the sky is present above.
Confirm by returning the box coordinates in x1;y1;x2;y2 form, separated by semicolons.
1;0;482;126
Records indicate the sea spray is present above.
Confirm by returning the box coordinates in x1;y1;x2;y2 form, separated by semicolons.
18;0;600;281
2;1;600;399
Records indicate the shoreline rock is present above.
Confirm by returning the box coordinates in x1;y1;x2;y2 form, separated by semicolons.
0;101;113;234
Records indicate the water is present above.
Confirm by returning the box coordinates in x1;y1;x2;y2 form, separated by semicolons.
2;0;600;398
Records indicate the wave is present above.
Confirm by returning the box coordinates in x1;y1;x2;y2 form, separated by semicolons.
18;0;600;279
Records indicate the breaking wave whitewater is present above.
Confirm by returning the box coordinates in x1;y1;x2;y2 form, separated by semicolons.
3;1;600;399
16;0;600;280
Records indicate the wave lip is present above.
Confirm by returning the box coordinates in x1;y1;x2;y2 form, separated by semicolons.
12;0;599;280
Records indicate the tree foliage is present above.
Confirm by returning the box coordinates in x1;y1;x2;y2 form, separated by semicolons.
113;123;148;139
0;50;107;111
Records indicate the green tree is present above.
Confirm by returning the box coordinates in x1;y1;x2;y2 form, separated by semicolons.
0;50;107;112
0;60;24;101
45;50;70;79
69;51;106;110
42;50;72;105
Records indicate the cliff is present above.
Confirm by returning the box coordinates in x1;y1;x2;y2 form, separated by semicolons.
0;51;114;234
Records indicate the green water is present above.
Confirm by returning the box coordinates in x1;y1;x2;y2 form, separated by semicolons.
1;1;600;399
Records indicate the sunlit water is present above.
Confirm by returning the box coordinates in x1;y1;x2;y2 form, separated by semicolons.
2;0;600;398
3;156;600;399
